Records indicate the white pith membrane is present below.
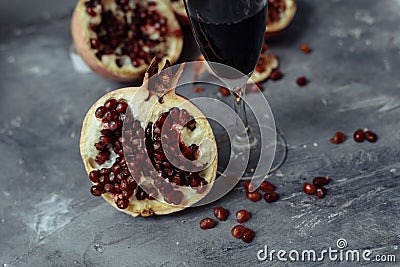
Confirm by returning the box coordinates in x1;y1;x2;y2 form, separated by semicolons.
266;0;297;33
71;0;183;81
80;60;217;217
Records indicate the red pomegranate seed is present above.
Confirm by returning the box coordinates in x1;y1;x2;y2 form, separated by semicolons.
270;69;283;81
364;130;378;143
86;7;97;17
259;181;275;193
95;106;107;119
263;192;279;203
213;206;229;221
241;228;255;243
316;187;327;198
89;170;100;183
231;225;246;239
116;102;128;113
296;76;308;86
312;176;329;188
300;43;312;54
194;87;204;93
303;182;316;195
353;129;365;142
246;191;261;202
243;181;257;192
330;131;346;144
219;87;231;96
236;209;251;223
103;183;114;193
199;218;216;230
90;185;103;196
90;38;100;49
104;99;118;110
116;198;129;209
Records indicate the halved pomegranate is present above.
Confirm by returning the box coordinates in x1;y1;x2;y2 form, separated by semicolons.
71;0;183;82
80;59;217;216
265;0;297;35
193;43;279;84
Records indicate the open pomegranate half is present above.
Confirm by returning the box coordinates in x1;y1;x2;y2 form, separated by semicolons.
265;0;297;35
80;59;217;216
71;0;183;82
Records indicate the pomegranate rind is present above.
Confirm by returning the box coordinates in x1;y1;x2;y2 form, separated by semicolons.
170;0;189;26
80;85;217;217
250;53;279;83
266;0;297;34
71;0;183;82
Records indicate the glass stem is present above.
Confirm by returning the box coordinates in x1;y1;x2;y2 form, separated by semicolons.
233;84;251;147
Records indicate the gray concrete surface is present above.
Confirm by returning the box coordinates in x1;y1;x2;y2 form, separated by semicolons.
0;0;399;266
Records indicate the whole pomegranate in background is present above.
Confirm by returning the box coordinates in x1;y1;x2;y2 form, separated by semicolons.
71;0;183;82
80;59;217;216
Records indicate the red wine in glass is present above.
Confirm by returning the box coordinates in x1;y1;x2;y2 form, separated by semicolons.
184;0;267;78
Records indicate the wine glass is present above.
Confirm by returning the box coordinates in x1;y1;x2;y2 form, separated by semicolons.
183;0;287;180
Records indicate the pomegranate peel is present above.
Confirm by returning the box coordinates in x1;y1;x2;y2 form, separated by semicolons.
71;0;183;82
80;59;217;217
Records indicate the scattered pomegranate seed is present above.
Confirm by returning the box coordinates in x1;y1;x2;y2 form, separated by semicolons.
241;228;255;243
219;86;231;96
259;181;276;193
263;192;279;203
270;69;283;81
236;209;251;223
364;129;378;143
231;225;246;239
313;176;329;188
296;76;308;86
303;183;316;195
330;131;346;144
194;87;204;93
213;206;229;221
246;191;261;202
316;187;327;198
300;43;312;54
353;129;365;142
200;218;216;230
243;181;251;191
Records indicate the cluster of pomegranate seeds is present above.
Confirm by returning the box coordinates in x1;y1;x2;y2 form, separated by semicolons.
330;129;378;144
330;131;346;144
200;217;216;230
200;206;255;243
85;0;170;68
300;43;312;54
243;180;279;203
354;129;378;143
267;0;286;24
303;176;329;199
214;206;229;221
90;99;139;208
144;107;207;198
296;76;308;86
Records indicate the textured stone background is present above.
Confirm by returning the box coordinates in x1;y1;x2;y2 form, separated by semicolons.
0;0;399;266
